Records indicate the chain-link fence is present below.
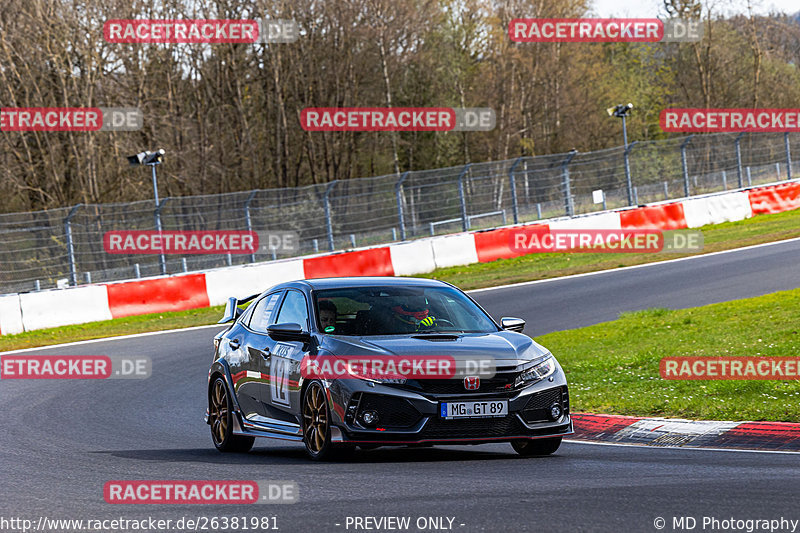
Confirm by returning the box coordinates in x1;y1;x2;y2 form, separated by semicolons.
1;131;798;295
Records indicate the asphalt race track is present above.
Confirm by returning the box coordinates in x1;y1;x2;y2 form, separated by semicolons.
474;237;800;336
2;239;800;533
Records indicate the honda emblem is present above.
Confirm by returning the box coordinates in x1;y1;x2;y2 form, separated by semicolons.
463;376;480;390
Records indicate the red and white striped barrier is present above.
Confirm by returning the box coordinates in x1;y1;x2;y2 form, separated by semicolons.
1;181;798;335
571;413;800;451
0;293;23;335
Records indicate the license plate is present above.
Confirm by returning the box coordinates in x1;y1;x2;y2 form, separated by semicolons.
440;400;508;419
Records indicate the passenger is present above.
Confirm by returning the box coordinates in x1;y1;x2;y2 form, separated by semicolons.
318;300;338;332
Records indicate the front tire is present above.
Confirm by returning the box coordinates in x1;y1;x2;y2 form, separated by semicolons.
511;437;562;456
209;377;255;453
302;380;353;461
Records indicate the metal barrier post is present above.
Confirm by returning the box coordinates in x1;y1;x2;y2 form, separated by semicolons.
785;132;792;180
244;191;257;263
621;141;638;206
735;132;745;188
64;204;81;287
155;198;168;275
508;158;521;224
324;180;338;251
561;150;578;216
395;171;410;241
681;135;693;197
457;164;471;231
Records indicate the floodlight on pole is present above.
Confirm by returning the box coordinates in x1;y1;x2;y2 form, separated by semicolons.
128;149;165;205
608;104;635;205
127;149;167;274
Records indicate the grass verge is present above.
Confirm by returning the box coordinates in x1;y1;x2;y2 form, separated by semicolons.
540;288;800;422
2;208;800;353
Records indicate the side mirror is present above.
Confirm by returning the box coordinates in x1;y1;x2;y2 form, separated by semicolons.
218;297;243;324
501;317;526;333
267;322;311;341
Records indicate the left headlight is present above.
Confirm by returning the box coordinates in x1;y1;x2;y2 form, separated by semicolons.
344;364;408;385
514;354;556;387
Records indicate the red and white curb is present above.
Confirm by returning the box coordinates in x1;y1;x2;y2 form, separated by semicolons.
572;413;800;452
2;180;800;335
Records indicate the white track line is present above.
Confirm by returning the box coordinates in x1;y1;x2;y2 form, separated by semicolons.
5;235;800;354
0;323;225;354
565;439;800;455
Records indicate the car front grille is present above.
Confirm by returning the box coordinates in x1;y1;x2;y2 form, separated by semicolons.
420;415;527;439
410;373;518;396
521;386;566;423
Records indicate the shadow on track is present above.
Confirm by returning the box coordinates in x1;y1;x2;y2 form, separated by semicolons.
90;444;547;465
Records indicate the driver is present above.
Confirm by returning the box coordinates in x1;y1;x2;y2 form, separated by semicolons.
390;295;437;333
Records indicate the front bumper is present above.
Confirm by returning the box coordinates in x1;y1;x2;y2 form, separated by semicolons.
328;374;572;446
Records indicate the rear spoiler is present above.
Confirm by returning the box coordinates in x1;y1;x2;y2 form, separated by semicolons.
218;293;260;324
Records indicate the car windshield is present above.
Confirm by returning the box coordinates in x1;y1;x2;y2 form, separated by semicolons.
313;285;498;336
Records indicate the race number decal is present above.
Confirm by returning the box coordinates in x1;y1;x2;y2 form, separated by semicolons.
270;343;294;406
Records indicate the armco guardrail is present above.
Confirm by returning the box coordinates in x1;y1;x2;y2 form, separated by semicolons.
1;131;799;294
1;179;798;336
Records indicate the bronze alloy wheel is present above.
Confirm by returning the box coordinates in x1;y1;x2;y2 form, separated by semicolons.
208;376;254;453
302;381;329;456
209;379;228;445
301;380;355;460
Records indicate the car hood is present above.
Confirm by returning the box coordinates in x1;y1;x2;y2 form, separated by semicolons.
320;331;550;366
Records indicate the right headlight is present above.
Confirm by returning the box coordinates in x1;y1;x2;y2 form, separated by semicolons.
514;354;556;387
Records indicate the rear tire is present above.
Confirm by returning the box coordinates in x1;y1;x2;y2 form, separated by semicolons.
209;377;255;453
511;437;562;456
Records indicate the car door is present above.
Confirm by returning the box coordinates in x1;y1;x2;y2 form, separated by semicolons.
265;289;313;418
238;290;284;418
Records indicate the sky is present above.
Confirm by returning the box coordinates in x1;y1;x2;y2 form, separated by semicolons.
591;0;799;17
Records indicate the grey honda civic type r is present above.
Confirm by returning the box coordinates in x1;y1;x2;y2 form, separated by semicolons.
205;277;572;460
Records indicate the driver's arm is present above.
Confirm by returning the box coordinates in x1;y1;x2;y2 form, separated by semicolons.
416;316;437;330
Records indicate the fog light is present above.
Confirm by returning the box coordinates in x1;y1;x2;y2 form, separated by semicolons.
361;410;379;426
549;403;563;420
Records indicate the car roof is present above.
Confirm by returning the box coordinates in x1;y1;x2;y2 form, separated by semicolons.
282;276;450;291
